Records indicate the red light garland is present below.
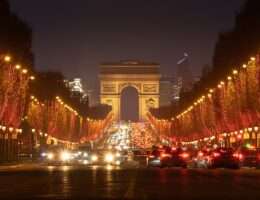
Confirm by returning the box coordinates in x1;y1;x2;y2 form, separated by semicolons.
148;55;260;144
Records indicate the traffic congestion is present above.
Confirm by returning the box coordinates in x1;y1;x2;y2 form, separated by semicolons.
147;145;260;169
37;122;260;170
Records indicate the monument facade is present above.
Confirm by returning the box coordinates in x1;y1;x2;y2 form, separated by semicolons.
99;60;161;121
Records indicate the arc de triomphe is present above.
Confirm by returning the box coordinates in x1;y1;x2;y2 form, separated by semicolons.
99;60;161;121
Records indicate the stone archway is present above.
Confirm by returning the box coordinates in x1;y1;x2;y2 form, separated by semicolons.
99;60;161;121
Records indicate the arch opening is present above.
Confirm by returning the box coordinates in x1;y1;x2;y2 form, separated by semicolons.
120;86;139;122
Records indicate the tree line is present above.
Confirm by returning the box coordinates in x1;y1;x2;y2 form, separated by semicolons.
151;0;260;119
0;0;111;119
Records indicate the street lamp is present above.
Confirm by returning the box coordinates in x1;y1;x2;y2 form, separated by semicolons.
4;55;11;62
15;64;21;70
22;69;28;74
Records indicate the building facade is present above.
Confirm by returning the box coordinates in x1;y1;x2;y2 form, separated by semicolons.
159;76;174;106
176;53;194;92
65;78;88;103
99;60;161;121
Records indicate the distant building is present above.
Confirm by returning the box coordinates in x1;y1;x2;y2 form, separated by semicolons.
160;76;174;106
193;76;201;84
172;77;182;102
67;78;84;93
176;53;194;92
65;78;88;103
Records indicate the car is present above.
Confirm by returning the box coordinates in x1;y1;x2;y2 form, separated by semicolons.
208;148;240;169
73;150;90;165
191;149;212;168
41;147;73;165
88;150;123;166
133;149;148;166
147;149;162;167
235;147;260;168
160;147;190;168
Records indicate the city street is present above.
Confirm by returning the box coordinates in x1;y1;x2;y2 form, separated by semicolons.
1;164;260;200
1;1;260;200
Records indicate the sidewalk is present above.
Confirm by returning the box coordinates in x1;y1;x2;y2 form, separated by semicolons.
0;163;24;170
0;161;37;170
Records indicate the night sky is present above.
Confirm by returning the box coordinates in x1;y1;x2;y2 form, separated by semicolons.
10;0;245;104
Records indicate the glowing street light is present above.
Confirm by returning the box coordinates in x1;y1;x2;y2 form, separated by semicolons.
22;69;28;74
15;64;21;69
4;55;11;62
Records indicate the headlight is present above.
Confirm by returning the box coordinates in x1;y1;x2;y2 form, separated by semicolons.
60;151;71;161
91;155;98;162
115;160;121;165
104;153;114;163
47;153;54;160
41;153;47;157
115;152;121;157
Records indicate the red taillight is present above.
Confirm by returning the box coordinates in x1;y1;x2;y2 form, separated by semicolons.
172;147;177;151
198;152;204;157
180;153;189;159
213;152;220;157
161;153;171;158
233;153;243;160
149;155;155;158
233;153;238;158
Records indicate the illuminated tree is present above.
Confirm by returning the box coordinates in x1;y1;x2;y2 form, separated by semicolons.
0;57;30;128
148;56;260;144
213;0;260;83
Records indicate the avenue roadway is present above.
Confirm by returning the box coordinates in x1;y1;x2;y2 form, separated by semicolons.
1;164;260;200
